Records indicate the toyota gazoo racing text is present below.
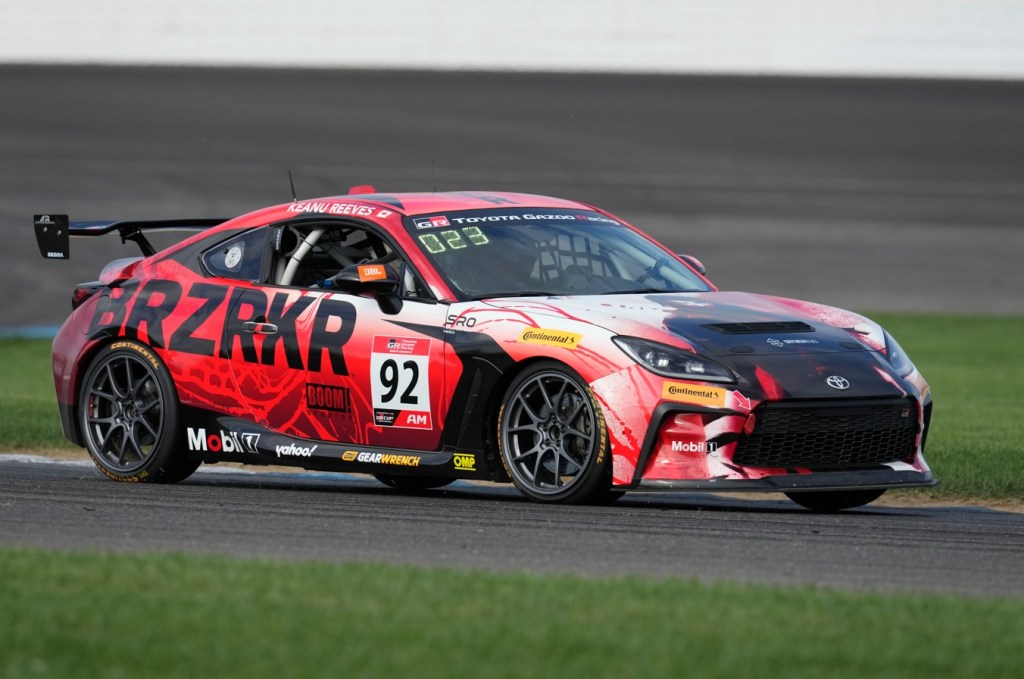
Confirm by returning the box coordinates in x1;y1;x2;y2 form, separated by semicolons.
33;189;935;511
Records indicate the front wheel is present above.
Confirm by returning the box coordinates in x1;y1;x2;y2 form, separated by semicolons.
79;340;198;483
498;362;611;504
785;489;886;512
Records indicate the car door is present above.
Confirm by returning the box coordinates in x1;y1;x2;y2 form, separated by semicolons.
313;292;448;451
219;219;448;451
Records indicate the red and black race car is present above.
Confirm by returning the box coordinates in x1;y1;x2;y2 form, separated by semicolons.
34;189;936;510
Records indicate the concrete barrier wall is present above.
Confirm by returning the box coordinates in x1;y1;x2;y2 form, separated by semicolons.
2;0;1022;78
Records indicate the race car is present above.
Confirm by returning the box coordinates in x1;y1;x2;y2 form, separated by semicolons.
33;189;936;510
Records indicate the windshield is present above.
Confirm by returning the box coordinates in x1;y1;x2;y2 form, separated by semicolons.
404;208;711;300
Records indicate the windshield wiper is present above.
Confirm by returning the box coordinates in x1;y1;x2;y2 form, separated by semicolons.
600;288;688;295
469;291;555;300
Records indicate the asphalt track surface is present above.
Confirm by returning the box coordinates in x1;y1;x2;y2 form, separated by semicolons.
3;457;1023;598
1;66;1023;325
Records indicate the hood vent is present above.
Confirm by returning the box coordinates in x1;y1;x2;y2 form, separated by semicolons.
702;321;814;335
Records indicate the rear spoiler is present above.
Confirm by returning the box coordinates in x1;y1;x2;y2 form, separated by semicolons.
33;214;229;259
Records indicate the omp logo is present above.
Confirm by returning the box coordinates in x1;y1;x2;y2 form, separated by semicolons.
670;441;719;453
453;453;476;471
187;428;260;454
661;383;728;408
275;443;317;458
518;328;582;349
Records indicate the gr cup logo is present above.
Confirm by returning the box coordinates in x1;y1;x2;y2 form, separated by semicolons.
187;428;260;454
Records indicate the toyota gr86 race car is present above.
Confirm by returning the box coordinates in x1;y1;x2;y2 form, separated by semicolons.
33;189;936;510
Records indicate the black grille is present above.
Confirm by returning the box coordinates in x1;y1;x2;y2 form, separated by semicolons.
733;399;918;469
703;321;814;334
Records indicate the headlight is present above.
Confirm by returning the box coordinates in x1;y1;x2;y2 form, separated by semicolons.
883;330;916;377
613;336;736;383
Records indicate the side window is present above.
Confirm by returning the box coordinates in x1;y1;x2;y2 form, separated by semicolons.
202;228;267;281
273;223;433;300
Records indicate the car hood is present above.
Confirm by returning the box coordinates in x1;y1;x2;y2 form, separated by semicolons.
483;291;887;358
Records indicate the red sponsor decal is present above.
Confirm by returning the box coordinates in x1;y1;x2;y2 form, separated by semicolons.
373;336;430;355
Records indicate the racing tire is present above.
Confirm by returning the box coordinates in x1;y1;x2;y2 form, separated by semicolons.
498;362;611;504
785;489;886;512
79;340;199;484
374;474;456;491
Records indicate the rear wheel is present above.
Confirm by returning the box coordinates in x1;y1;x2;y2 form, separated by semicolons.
79;340;198;483
785;489;886;512
498;362;611;504
374;474;455;491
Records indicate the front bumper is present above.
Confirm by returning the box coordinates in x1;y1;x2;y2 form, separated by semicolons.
634;465;938;492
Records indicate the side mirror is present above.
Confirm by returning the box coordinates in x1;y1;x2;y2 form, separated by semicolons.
330;264;403;314
677;254;706;276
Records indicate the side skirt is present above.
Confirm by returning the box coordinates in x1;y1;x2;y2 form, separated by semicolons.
177;405;491;480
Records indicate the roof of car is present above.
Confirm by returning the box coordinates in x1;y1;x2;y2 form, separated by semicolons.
322;191;592;216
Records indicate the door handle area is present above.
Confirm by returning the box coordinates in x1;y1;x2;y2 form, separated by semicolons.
243;321;278;335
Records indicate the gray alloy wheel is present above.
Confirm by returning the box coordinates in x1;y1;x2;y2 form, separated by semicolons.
498;362;610;504
80;340;197;483
785;489;887;512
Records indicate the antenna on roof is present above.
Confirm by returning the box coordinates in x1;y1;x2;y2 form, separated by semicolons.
288;169;298;202
432;160;436;194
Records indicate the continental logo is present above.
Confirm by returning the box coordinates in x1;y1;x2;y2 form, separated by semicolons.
453;452;476;472
518;328;582;349
342;450;421;467
662;382;728;408
110;340;161;371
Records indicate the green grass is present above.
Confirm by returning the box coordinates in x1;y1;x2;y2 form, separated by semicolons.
870;314;1024;499
1;313;1022;498
0;338;76;452
0;547;1021;678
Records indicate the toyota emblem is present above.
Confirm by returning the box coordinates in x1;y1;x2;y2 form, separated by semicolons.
826;375;850;390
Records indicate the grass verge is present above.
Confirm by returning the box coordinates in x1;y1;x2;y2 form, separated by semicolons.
870;314;1024;499
1;313;1021;498
0;338;77;453
1;547;1022;678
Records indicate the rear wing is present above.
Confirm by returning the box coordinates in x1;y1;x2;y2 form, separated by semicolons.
33;214;228;259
